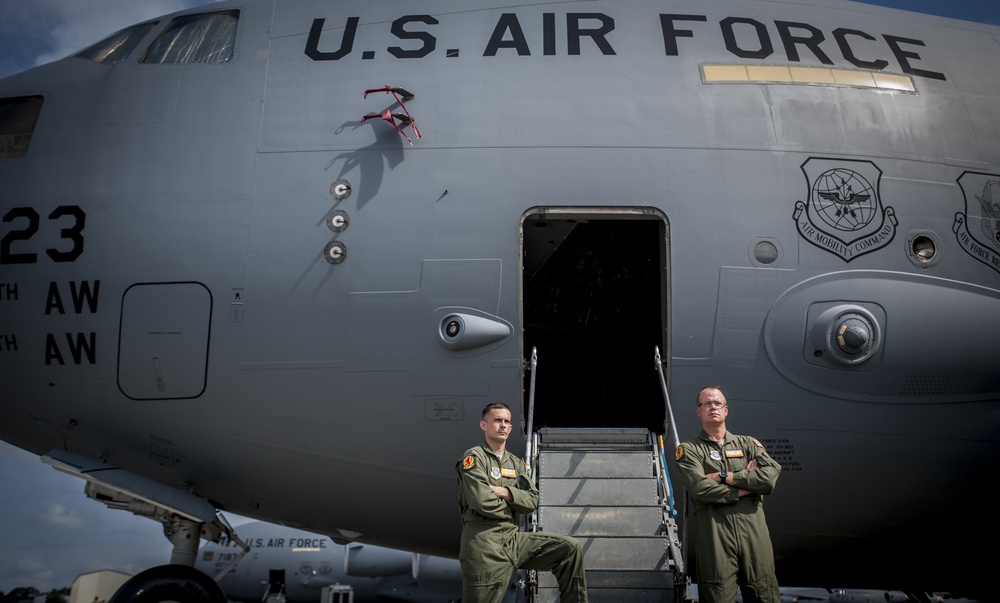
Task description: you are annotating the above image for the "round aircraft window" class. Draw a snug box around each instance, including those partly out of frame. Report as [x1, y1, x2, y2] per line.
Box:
[751, 239, 781, 267]
[906, 230, 941, 268]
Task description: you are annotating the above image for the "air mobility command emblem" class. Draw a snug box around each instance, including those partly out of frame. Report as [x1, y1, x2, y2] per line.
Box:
[954, 172, 1000, 274]
[490, 467, 501, 480]
[793, 158, 896, 262]
[462, 455, 475, 470]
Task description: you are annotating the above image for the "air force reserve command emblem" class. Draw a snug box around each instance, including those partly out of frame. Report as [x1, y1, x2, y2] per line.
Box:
[793, 158, 897, 261]
[954, 172, 1000, 274]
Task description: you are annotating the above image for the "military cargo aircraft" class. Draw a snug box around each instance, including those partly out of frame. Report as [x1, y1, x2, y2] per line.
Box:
[194, 521, 461, 603]
[1, 0, 997, 600]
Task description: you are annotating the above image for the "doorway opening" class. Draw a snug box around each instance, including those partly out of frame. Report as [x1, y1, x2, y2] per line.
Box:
[521, 209, 669, 434]
[266, 569, 286, 602]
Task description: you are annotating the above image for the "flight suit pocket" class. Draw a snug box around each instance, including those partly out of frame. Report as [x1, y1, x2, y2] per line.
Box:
[464, 571, 509, 602]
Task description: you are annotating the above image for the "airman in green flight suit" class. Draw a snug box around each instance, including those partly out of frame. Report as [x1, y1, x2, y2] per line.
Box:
[675, 386, 782, 603]
[456, 402, 588, 603]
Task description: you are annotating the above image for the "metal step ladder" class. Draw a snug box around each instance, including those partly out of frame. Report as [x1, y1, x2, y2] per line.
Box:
[522, 348, 691, 603]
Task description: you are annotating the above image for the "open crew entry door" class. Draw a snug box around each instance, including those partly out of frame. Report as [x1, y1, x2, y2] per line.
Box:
[520, 209, 670, 433]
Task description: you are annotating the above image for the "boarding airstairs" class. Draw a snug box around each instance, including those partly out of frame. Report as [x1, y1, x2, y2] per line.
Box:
[522, 348, 692, 603]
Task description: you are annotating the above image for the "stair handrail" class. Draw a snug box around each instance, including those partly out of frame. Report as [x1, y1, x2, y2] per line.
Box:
[654, 346, 691, 587]
[522, 348, 540, 601]
[524, 346, 539, 477]
[654, 346, 681, 449]
[652, 432, 687, 580]
[658, 434, 679, 519]
[654, 346, 682, 519]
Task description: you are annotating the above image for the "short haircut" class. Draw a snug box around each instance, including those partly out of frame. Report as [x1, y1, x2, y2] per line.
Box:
[696, 385, 724, 404]
[482, 402, 511, 418]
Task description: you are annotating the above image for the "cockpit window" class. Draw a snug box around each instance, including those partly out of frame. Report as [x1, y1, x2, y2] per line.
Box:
[140, 10, 240, 65]
[75, 21, 159, 64]
[0, 96, 43, 160]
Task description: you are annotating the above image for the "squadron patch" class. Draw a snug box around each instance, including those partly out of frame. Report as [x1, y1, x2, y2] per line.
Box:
[675, 446, 684, 460]
[462, 455, 475, 470]
[490, 467, 501, 480]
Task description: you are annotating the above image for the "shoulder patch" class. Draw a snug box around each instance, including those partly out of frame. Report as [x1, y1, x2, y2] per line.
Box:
[462, 455, 475, 470]
[675, 445, 684, 460]
[752, 438, 765, 449]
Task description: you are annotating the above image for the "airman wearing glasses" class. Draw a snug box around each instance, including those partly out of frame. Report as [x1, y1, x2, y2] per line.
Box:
[675, 386, 782, 603]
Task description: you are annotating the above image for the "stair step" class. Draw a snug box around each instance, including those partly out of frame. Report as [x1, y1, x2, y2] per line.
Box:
[539, 569, 677, 589]
[539, 476, 658, 506]
[539, 450, 655, 478]
[538, 427, 650, 449]
[539, 505, 664, 537]
[579, 536, 672, 570]
[537, 570, 684, 603]
[579, 588, 681, 603]
[537, 586, 682, 603]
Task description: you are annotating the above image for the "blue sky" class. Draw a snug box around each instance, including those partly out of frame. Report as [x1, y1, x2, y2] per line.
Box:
[860, 0, 996, 25]
[0, 0, 997, 595]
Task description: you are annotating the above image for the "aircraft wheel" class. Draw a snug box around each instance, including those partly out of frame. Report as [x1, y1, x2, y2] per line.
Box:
[109, 564, 226, 603]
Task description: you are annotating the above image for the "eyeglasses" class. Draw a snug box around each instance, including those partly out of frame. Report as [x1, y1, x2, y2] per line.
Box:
[698, 401, 727, 409]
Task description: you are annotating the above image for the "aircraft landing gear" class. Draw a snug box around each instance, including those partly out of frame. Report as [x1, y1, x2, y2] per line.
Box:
[40, 451, 249, 603]
[107, 515, 247, 603]
[106, 515, 247, 603]
[107, 514, 249, 603]
[109, 565, 226, 603]
[165, 517, 204, 566]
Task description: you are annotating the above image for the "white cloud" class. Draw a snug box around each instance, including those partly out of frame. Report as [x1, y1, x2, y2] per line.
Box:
[15, 557, 48, 574]
[43, 501, 87, 530]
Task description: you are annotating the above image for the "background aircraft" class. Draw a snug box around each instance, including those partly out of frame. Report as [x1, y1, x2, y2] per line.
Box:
[1, 0, 998, 600]
[195, 521, 461, 603]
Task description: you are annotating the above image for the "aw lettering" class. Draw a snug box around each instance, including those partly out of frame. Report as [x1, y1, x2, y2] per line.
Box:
[45, 280, 100, 366]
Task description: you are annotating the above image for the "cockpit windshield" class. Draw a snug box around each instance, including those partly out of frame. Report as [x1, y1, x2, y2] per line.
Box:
[141, 10, 240, 65]
[73, 10, 240, 67]
[75, 21, 159, 64]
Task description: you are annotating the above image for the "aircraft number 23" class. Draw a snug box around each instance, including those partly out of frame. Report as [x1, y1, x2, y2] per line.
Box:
[1, 206, 85, 264]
